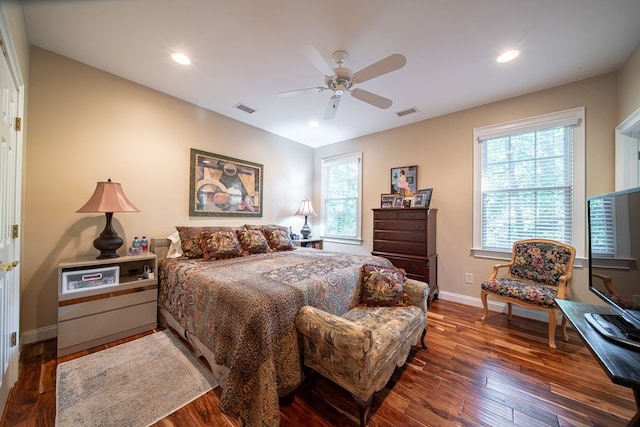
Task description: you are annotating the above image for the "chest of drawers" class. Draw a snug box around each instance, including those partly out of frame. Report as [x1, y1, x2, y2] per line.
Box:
[372, 208, 438, 304]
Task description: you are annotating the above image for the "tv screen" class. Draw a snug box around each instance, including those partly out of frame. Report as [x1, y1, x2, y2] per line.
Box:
[587, 187, 640, 349]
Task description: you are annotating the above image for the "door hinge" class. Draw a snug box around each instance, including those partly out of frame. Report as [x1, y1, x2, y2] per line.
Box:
[12, 224, 18, 239]
[10, 332, 16, 347]
[15, 117, 21, 131]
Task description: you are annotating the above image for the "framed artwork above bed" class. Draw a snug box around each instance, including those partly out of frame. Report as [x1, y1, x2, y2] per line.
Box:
[189, 148, 263, 217]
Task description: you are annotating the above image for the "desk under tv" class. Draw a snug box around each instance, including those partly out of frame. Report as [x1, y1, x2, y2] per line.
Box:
[556, 299, 640, 426]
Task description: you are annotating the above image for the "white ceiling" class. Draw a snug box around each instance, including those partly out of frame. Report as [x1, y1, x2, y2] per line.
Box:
[22, 0, 640, 148]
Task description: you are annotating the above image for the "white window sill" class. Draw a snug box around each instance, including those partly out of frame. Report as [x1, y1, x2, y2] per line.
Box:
[471, 248, 586, 268]
[321, 236, 363, 246]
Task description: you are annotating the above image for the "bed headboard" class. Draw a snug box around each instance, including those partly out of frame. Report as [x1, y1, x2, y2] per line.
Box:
[150, 237, 170, 261]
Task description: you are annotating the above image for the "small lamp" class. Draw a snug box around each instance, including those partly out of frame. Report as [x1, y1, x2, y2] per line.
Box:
[294, 199, 317, 239]
[76, 179, 139, 259]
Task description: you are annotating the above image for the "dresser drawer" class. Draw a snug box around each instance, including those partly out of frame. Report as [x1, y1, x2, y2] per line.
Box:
[384, 256, 427, 276]
[374, 220, 426, 231]
[373, 229, 425, 242]
[373, 210, 398, 220]
[397, 210, 427, 220]
[373, 240, 426, 256]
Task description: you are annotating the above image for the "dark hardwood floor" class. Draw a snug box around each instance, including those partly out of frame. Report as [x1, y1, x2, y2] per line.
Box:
[1, 300, 637, 426]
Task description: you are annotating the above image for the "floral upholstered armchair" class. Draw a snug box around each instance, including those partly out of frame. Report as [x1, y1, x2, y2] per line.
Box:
[480, 238, 576, 350]
[295, 269, 428, 427]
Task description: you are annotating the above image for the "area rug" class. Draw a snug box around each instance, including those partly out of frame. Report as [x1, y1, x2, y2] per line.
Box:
[55, 330, 218, 427]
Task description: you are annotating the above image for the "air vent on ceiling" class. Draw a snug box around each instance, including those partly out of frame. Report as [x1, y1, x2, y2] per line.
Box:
[234, 103, 256, 114]
[396, 107, 418, 117]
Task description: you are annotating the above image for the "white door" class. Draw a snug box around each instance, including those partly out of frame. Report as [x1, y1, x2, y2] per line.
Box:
[0, 11, 23, 412]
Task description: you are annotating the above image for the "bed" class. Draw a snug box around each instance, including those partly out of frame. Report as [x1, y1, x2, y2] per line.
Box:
[150, 227, 394, 426]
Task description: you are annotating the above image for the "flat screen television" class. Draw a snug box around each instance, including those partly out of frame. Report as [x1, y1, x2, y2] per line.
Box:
[587, 186, 640, 350]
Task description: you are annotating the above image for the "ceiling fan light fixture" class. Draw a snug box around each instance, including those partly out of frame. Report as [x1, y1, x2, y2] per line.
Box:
[497, 49, 519, 63]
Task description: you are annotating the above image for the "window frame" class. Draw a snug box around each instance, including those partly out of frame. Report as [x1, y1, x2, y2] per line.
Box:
[320, 152, 363, 245]
[472, 107, 585, 262]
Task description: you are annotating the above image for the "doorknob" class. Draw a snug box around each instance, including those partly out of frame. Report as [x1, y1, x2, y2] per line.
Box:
[0, 261, 19, 272]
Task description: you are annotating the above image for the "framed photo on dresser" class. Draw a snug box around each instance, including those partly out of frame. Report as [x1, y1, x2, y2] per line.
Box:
[380, 194, 395, 208]
[416, 188, 433, 208]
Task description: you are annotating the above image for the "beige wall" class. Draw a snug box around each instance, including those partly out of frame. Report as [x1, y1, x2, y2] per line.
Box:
[618, 43, 640, 122]
[316, 72, 622, 309]
[23, 47, 314, 335]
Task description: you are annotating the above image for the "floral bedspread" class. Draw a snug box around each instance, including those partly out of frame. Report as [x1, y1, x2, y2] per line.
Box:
[158, 247, 392, 427]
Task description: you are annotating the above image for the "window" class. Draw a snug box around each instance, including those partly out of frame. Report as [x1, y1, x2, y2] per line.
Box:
[473, 107, 585, 259]
[321, 152, 362, 243]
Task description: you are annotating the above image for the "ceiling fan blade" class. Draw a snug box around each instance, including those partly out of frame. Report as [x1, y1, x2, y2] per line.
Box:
[351, 88, 393, 109]
[324, 94, 341, 120]
[301, 44, 336, 77]
[351, 53, 406, 84]
[278, 87, 327, 97]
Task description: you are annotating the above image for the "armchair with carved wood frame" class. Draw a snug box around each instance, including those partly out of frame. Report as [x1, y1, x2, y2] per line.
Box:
[480, 239, 576, 350]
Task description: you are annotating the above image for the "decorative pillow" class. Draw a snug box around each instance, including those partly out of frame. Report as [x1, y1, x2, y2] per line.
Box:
[175, 226, 242, 258]
[237, 229, 270, 254]
[359, 264, 405, 307]
[200, 230, 243, 260]
[263, 229, 296, 251]
[245, 224, 289, 234]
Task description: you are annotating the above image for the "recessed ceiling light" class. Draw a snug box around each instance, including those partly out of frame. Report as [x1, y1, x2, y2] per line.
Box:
[309, 120, 319, 127]
[171, 52, 191, 65]
[497, 50, 519, 63]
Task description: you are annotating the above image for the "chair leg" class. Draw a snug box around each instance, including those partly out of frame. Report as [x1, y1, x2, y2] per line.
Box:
[480, 290, 489, 321]
[507, 302, 513, 320]
[420, 327, 427, 349]
[548, 309, 558, 350]
[351, 393, 374, 427]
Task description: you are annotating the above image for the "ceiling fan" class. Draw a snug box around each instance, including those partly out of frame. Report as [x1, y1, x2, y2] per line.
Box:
[279, 45, 406, 120]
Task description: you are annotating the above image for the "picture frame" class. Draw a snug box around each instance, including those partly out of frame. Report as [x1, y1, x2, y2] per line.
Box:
[380, 194, 395, 208]
[416, 188, 433, 209]
[390, 165, 418, 194]
[189, 148, 263, 217]
[393, 195, 404, 207]
[403, 197, 413, 208]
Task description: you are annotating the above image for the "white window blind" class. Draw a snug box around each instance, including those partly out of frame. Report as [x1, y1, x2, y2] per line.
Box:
[473, 107, 585, 258]
[321, 152, 362, 241]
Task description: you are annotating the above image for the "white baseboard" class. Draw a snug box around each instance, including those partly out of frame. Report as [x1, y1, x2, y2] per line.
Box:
[436, 290, 561, 324]
[22, 324, 57, 345]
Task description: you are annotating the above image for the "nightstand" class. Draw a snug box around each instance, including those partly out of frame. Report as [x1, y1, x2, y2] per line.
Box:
[57, 253, 158, 356]
[293, 238, 323, 249]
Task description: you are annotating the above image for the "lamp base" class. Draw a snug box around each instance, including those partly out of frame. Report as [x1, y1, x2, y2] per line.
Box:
[94, 212, 123, 259]
[300, 216, 311, 239]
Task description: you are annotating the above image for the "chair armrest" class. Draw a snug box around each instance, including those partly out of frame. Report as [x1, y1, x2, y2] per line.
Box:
[556, 271, 573, 299]
[403, 278, 429, 313]
[489, 262, 513, 280]
[295, 306, 373, 356]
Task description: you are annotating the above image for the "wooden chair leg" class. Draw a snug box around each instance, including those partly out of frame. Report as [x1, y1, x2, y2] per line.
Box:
[548, 309, 557, 350]
[507, 302, 513, 320]
[351, 393, 374, 427]
[480, 290, 489, 321]
[420, 327, 427, 349]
